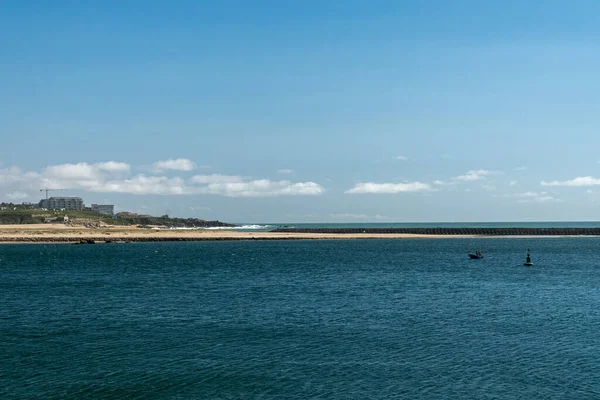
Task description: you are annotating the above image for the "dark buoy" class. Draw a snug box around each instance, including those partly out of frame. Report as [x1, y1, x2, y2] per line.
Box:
[524, 249, 534, 266]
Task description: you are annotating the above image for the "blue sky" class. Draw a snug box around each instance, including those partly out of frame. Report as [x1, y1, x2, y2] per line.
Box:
[2, 1, 600, 222]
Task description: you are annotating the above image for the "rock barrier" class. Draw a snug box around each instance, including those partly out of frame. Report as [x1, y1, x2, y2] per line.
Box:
[271, 227, 600, 236]
[0, 236, 323, 243]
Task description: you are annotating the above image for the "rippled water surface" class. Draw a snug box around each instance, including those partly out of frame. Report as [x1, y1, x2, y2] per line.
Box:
[2, 238, 600, 399]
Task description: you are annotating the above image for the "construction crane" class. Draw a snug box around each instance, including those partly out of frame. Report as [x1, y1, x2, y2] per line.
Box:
[40, 188, 67, 200]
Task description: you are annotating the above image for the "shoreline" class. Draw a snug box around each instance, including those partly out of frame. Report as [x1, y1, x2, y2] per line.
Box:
[1, 224, 599, 244]
[0, 223, 470, 243]
[271, 227, 600, 235]
[0, 233, 475, 243]
[0, 235, 597, 244]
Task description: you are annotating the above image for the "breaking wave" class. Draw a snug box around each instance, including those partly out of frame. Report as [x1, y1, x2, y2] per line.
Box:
[160, 224, 282, 231]
[204, 224, 273, 230]
[163, 225, 274, 231]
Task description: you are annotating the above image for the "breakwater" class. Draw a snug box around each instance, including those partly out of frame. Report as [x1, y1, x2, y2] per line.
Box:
[272, 227, 600, 236]
[0, 237, 301, 243]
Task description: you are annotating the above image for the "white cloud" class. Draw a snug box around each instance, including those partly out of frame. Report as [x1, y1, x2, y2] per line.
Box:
[5, 191, 29, 200]
[514, 191, 560, 203]
[44, 163, 101, 181]
[518, 196, 559, 204]
[516, 191, 546, 197]
[191, 174, 243, 184]
[536, 196, 558, 203]
[92, 175, 189, 195]
[513, 166, 527, 171]
[277, 169, 294, 174]
[94, 161, 131, 172]
[37, 161, 130, 190]
[541, 176, 600, 187]
[396, 155, 408, 161]
[0, 161, 324, 198]
[453, 169, 493, 181]
[0, 167, 32, 185]
[433, 180, 457, 186]
[509, 180, 517, 186]
[152, 158, 196, 172]
[481, 185, 496, 191]
[193, 179, 324, 197]
[345, 182, 431, 194]
[97, 175, 325, 197]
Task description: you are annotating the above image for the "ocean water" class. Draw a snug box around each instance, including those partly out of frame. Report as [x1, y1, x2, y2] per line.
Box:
[230, 221, 600, 232]
[283, 221, 600, 228]
[2, 238, 600, 399]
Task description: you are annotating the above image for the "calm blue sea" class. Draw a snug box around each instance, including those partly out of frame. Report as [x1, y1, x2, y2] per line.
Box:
[2, 238, 600, 399]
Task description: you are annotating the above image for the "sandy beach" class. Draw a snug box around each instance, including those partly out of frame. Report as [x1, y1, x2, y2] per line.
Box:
[0, 224, 469, 243]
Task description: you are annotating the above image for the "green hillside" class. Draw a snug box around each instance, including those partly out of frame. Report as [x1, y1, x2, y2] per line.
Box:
[0, 207, 234, 228]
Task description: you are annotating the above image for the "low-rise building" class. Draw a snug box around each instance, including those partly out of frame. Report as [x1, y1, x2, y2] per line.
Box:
[39, 197, 84, 211]
[117, 211, 138, 217]
[91, 204, 114, 215]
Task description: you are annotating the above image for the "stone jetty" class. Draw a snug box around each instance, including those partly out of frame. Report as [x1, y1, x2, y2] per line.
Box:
[0, 237, 269, 243]
[271, 227, 600, 236]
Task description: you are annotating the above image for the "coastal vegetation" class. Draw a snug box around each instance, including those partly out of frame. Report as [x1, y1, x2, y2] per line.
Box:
[0, 204, 234, 228]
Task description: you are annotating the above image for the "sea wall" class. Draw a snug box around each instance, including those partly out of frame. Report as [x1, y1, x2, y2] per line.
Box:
[271, 227, 600, 236]
[0, 237, 272, 243]
[0, 236, 326, 243]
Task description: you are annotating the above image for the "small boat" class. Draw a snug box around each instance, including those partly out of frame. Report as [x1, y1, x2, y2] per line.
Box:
[468, 250, 483, 259]
[524, 249, 534, 266]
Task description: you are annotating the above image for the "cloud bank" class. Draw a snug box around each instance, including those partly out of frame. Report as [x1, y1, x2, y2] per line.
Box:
[152, 158, 196, 172]
[453, 169, 493, 182]
[0, 161, 325, 198]
[541, 176, 600, 187]
[346, 182, 431, 194]
[5, 191, 29, 201]
[191, 174, 323, 197]
[515, 191, 560, 203]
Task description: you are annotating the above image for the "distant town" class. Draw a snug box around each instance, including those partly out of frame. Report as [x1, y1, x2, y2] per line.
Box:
[2, 196, 115, 215]
[0, 195, 234, 228]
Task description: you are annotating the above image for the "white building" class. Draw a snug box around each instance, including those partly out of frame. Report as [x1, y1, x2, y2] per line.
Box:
[91, 204, 115, 215]
[39, 197, 84, 211]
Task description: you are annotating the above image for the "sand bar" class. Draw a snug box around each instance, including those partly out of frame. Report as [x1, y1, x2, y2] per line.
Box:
[0, 224, 474, 243]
